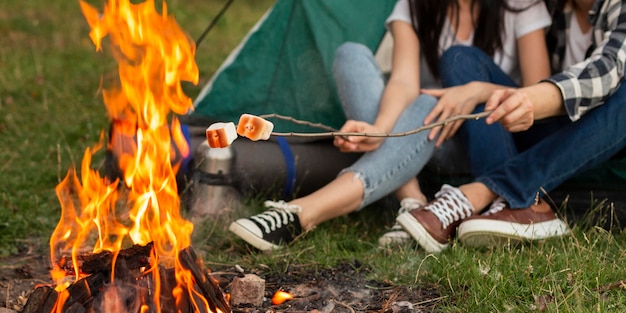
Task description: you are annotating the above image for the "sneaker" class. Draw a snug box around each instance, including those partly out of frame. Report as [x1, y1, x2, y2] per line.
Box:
[378, 198, 425, 247]
[229, 200, 303, 251]
[396, 184, 474, 253]
[457, 198, 570, 248]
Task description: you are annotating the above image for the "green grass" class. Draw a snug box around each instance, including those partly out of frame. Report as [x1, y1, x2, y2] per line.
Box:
[1, 0, 625, 312]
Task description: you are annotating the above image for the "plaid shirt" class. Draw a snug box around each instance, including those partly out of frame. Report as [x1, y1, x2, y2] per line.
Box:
[543, 0, 626, 121]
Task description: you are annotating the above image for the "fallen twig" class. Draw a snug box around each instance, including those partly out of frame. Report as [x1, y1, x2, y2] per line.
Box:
[332, 299, 356, 313]
[593, 279, 626, 293]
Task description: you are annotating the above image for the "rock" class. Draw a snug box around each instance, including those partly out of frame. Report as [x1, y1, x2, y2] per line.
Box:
[230, 274, 265, 307]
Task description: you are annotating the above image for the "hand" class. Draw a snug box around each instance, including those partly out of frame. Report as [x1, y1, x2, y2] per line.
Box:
[333, 120, 386, 152]
[422, 84, 481, 147]
[484, 88, 534, 132]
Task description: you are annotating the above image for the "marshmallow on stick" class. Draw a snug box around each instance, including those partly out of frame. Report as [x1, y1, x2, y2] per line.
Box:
[237, 114, 274, 141]
[206, 122, 238, 148]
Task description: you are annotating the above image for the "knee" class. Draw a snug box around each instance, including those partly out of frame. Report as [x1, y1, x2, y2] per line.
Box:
[440, 45, 477, 61]
[335, 42, 370, 60]
[439, 46, 480, 73]
[439, 45, 494, 86]
[333, 42, 373, 72]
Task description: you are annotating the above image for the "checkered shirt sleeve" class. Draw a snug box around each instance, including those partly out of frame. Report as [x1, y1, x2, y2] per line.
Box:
[544, 0, 626, 121]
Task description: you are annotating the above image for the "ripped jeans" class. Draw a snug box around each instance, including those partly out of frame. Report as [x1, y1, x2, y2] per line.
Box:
[332, 42, 439, 209]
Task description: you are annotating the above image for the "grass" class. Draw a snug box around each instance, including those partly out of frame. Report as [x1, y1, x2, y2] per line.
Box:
[0, 0, 625, 312]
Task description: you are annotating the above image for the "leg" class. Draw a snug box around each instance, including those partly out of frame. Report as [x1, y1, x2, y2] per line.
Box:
[453, 84, 626, 247]
[335, 42, 428, 211]
[230, 94, 438, 251]
[439, 46, 519, 177]
[477, 83, 626, 209]
[333, 42, 385, 123]
[393, 47, 525, 253]
[296, 94, 438, 225]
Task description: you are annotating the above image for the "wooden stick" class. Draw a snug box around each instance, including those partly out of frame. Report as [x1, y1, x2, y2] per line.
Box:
[268, 111, 491, 138]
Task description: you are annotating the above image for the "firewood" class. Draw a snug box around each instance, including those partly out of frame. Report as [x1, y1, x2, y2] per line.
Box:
[64, 272, 106, 310]
[57, 243, 153, 275]
[178, 246, 231, 313]
[20, 285, 53, 313]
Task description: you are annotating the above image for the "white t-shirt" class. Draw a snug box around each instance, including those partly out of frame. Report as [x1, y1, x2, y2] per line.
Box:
[563, 12, 593, 69]
[385, 0, 551, 88]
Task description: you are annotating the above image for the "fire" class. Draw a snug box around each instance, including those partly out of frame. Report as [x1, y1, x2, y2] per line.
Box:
[48, 0, 212, 312]
[271, 291, 293, 305]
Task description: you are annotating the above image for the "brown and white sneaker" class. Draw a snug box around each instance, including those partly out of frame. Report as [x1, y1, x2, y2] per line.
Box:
[457, 198, 570, 248]
[396, 185, 474, 253]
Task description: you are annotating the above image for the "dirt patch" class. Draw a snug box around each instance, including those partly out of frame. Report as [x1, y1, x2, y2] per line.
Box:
[1, 254, 444, 312]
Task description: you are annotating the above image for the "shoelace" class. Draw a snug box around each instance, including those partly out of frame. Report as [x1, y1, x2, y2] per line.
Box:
[399, 198, 424, 214]
[250, 200, 302, 234]
[390, 198, 425, 231]
[483, 197, 506, 216]
[425, 185, 474, 228]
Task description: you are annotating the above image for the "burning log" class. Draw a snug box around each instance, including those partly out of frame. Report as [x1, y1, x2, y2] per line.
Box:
[178, 247, 230, 313]
[22, 244, 230, 313]
[57, 243, 153, 276]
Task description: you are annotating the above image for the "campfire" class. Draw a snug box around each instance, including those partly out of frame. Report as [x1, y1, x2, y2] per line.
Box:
[21, 0, 229, 312]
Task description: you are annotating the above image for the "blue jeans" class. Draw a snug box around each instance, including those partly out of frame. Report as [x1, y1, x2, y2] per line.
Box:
[332, 42, 437, 208]
[441, 47, 626, 208]
[478, 82, 626, 208]
[438, 46, 519, 177]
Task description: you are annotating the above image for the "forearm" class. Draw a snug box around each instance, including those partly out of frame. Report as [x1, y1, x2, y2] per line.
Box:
[467, 81, 510, 104]
[374, 80, 420, 132]
[525, 82, 566, 119]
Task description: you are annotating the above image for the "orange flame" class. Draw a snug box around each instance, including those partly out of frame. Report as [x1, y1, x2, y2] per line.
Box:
[48, 0, 209, 312]
[271, 291, 293, 305]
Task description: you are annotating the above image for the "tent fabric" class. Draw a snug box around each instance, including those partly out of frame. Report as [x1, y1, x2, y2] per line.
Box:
[191, 0, 397, 132]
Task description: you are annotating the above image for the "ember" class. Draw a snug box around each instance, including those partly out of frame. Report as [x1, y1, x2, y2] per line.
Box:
[25, 0, 229, 312]
[271, 291, 293, 305]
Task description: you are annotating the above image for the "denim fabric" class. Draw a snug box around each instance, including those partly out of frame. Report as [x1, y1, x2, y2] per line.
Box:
[477, 82, 626, 208]
[438, 46, 519, 177]
[332, 42, 437, 209]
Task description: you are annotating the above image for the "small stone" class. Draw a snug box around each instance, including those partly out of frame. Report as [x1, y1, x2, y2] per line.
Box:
[230, 273, 265, 307]
[392, 301, 421, 313]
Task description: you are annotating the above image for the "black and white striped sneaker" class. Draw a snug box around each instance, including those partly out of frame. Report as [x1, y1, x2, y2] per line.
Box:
[229, 200, 303, 251]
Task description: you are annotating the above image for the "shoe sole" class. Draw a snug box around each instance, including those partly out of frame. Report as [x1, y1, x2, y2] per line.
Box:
[458, 219, 570, 248]
[396, 212, 448, 253]
[229, 221, 281, 252]
[378, 230, 413, 247]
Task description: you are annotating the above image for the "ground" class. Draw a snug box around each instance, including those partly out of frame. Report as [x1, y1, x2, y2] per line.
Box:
[0, 252, 444, 313]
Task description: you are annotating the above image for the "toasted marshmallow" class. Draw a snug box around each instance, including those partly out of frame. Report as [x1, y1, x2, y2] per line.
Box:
[206, 122, 237, 148]
[237, 114, 274, 141]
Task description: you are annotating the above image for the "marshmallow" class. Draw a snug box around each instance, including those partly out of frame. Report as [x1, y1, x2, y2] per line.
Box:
[206, 122, 237, 148]
[236, 114, 274, 141]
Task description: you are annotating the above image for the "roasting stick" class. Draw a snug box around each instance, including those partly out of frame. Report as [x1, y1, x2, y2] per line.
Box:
[265, 111, 492, 138]
[206, 111, 493, 148]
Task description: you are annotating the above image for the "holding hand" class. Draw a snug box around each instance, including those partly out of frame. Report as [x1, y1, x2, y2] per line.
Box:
[333, 120, 386, 152]
[484, 88, 535, 132]
[484, 83, 564, 132]
[422, 83, 483, 147]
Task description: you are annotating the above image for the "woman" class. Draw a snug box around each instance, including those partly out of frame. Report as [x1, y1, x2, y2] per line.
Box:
[229, 0, 552, 251]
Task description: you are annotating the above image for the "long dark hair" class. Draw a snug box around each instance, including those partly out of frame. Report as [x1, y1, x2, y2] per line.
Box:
[408, 0, 537, 78]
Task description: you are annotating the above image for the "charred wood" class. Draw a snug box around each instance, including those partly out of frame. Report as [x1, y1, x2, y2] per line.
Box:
[178, 246, 231, 313]
[56, 243, 153, 276]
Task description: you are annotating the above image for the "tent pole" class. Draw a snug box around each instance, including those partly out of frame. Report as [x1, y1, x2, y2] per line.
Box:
[195, 0, 235, 48]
